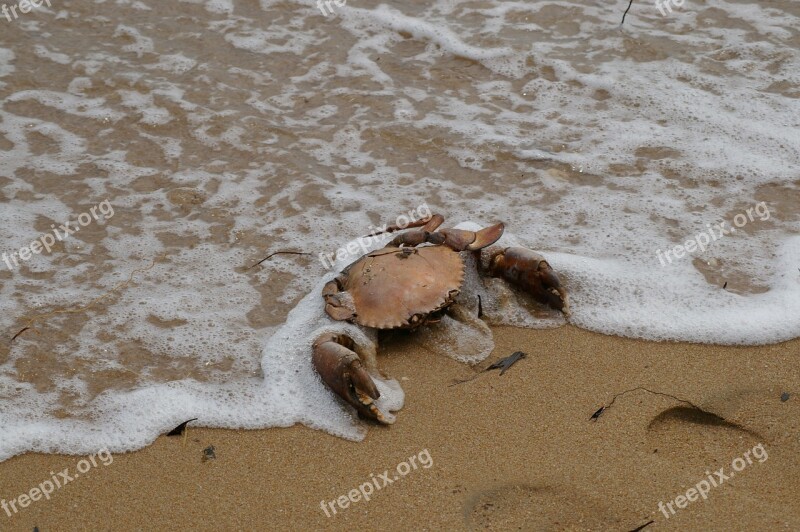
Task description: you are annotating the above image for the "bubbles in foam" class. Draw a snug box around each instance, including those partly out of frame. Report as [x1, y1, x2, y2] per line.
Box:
[0, 47, 15, 85]
[113, 25, 154, 57]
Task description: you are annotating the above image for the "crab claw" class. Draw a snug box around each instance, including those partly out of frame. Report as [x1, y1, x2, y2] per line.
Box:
[312, 334, 393, 424]
[439, 222, 505, 251]
[488, 247, 570, 315]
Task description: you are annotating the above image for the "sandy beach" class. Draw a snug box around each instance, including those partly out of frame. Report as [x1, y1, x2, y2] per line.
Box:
[3, 325, 798, 530]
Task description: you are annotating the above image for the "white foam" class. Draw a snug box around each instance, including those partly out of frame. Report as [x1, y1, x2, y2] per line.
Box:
[5, 90, 124, 121]
[118, 91, 173, 125]
[555, 237, 800, 344]
[0, 47, 15, 88]
[32, 45, 71, 65]
[113, 25, 154, 57]
[205, 0, 233, 15]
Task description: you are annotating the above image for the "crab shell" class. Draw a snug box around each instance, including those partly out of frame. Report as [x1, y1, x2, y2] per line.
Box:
[326, 245, 465, 329]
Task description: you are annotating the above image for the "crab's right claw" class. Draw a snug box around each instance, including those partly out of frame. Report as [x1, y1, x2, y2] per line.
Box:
[312, 335, 393, 424]
[489, 247, 570, 316]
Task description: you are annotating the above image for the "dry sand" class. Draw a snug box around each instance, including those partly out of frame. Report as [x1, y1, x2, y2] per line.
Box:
[1, 326, 798, 531]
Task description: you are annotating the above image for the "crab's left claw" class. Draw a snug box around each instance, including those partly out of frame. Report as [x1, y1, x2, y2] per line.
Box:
[488, 247, 570, 316]
[312, 333, 393, 424]
[439, 222, 505, 251]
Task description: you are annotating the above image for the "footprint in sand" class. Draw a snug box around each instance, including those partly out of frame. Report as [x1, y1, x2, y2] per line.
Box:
[464, 483, 618, 531]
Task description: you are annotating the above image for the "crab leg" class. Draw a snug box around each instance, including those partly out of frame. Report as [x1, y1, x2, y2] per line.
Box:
[312, 333, 393, 424]
[361, 213, 443, 238]
[486, 247, 570, 315]
[389, 215, 504, 252]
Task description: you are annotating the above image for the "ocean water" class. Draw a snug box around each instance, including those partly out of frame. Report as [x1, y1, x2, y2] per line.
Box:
[0, 0, 798, 461]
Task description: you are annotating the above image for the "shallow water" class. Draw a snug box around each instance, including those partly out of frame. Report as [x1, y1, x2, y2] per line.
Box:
[0, 0, 798, 460]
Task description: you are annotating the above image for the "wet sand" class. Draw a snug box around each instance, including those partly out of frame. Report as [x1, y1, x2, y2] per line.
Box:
[2, 325, 798, 530]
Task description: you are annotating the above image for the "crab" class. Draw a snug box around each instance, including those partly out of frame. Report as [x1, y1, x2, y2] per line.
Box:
[312, 214, 568, 423]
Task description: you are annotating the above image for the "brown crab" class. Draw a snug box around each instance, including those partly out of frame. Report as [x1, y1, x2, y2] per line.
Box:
[313, 214, 568, 423]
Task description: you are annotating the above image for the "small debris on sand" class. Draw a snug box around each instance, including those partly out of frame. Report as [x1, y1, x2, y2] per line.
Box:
[628, 519, 654, 532]
[202, 445, 216, 462]
[589, 406, 605, 421]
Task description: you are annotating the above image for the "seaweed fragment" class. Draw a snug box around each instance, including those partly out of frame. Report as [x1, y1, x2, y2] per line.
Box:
[486, 351, 526, 376]
[449, 351, 528, 386]
[167, 418, 198, 436]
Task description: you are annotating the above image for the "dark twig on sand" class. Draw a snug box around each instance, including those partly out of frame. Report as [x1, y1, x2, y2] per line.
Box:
[621, 0, 634, 25]
[628, 520, 655, 532]
[10, 326, 35, 343]
[246, 251, 311, 270]
[590, 386, 719, 421]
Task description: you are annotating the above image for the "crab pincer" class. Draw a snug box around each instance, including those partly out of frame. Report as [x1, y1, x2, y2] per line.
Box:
[312, 333, 391, 424]
[487, 247, 570, 315]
